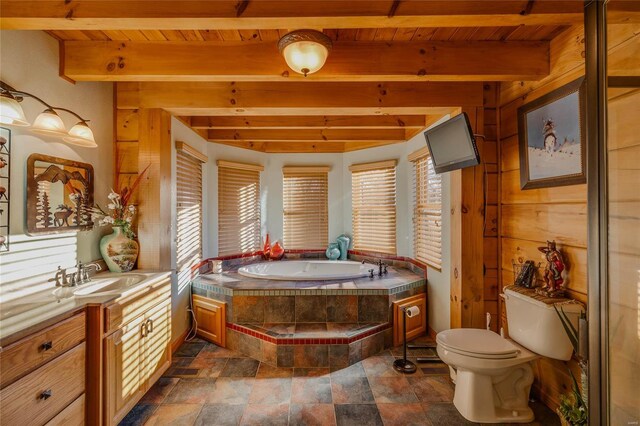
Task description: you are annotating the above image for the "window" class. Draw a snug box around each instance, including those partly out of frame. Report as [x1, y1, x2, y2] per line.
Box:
[283, 166, 330, 249]
[217, 160, 263, 256]
[409, 146, 442, 269]
[176, 141, 207, 272]
[350, 160, 397, 254]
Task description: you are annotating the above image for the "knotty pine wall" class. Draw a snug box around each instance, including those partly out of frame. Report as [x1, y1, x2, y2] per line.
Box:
[498, 25, 587, 410]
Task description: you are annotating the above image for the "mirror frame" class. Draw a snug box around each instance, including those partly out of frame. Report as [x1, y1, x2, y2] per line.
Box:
[26, 153, 94, 235]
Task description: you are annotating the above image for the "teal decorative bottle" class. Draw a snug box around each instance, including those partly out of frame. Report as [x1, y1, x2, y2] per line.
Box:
[100, 226, 139, 272]
[336, 234, 350, 261]
[325, 243, 341, 260]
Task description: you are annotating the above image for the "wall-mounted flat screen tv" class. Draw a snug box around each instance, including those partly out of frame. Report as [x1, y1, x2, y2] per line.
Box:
[424, 113, 480, 174]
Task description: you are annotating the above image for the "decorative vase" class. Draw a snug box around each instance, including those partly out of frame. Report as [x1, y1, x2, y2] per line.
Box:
[100, 226, 139, 272]
[326, 243, 341, 260]
[270, 241, 285, 260]
[336, 234, 350, 261]
[263, 233, 271, 260]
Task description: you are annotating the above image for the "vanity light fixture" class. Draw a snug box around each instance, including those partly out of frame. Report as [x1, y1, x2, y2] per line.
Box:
[278, 29, 332, 77]
[0, 80, 97, 148]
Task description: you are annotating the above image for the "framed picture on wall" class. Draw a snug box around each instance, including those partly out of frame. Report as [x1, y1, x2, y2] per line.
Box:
[517, 77, 586, 190]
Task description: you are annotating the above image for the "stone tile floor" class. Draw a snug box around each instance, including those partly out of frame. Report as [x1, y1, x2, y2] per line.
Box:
[120, 337, 560, 426]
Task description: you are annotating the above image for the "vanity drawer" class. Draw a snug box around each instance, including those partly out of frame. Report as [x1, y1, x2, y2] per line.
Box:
[104, 277, 171, 335]
[0, 342, 86, 426]
[0, 312, 86, 388]
[45, 393, 85, 426]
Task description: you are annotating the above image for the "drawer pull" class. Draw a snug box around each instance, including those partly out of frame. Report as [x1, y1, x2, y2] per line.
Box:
[40, 389, 53, 400]
[146, 319, 154, 334]
[141, 323, 148, 338]
[40, 341, 53, 351]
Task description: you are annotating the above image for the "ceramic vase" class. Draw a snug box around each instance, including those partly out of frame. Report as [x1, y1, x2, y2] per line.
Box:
[326, 243, 341, 260]
[270, 241, 285, 260]
[336, 234, 350, 260]
[100, 226, 139, 272]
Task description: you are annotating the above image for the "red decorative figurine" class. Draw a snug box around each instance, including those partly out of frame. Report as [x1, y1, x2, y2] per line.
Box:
[536, 240, 566, 297]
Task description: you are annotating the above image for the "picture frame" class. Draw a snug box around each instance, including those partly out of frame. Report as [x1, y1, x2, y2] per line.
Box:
[26, 153, 94, 235]
[0, 127, 10, 252]
[517, 77, 586, 190]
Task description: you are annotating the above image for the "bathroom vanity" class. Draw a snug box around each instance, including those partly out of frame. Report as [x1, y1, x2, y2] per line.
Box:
[0, 270, 171, 426]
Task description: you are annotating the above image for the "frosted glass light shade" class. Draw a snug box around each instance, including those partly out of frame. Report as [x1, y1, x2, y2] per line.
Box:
[64, 121, 97, 147]
[32, 109, 68, 137]
[0, 94, 30, 126]
[278, 30, 332, 76]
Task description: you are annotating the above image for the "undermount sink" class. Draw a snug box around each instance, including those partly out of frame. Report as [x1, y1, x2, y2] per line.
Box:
[69, 273, 147, 297]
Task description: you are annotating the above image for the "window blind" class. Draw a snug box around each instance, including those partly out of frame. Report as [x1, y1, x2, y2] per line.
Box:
[409, 147, 442, 270]
[176, 142, 207, 272]
[349, 160, 397, 255]
[217, 160, 263, 256]
[283, 166, 330, 250]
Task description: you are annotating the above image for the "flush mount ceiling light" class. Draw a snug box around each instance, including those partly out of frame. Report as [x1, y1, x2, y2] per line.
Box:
[278, 29, 332, 77]
[0, 80, 97, 148]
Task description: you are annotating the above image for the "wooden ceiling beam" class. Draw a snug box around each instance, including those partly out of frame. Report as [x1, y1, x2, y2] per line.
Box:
[187, 115, 430, 129]
[206, 128, 409, 142]
[62, 40, 549, 82]
[207, 140, 401, 153]
[116, 81, 482, 115]
[0, 1, 584, 30]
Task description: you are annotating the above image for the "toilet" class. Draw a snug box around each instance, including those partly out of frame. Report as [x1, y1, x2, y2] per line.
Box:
[436, 287, 584, 424]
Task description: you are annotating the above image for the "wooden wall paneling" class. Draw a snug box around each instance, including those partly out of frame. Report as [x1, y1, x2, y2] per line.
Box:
[449, 168, 462, 329]
[116, 109, 139, 141]
[136, 108, 172, 269]
[457, 106, 485, 329]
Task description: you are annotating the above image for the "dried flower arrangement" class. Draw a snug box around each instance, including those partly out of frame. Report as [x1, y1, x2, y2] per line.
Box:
[91, 163, 149, 239]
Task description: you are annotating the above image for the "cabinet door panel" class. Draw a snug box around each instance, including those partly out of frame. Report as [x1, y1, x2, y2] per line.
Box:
[104, 315, 146, 425]
[193, 295, 226, 347]
[392, 294, 427, 346]
[142, 299, 172, 388]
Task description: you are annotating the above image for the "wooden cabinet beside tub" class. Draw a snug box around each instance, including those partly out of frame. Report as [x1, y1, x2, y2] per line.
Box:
[192, 294, 226, 347]
[0, 311, 87, 426]
[101, 275, 172, 425]
[392, 293, 427, 347]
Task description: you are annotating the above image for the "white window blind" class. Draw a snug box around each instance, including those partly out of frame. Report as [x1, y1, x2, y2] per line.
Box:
[283, 166, 330, 250]
[176, 142, 207, 272]
[350, 160, 397, 255]
[217, 160, 263, 256]
[409, 146, 442, 270]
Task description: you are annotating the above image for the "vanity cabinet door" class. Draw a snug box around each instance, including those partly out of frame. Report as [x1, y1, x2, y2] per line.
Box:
[104, 315, 146, 425]
[141, 298, 172, 389]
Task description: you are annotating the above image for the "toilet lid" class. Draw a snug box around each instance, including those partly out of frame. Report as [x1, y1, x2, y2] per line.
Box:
[436, 329, 520, 359]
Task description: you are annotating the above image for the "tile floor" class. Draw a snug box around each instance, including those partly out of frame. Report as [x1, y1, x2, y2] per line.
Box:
[120, 338, 560, 426]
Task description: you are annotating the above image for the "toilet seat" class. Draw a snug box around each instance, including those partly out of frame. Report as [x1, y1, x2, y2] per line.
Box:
[436, 329, 520, 360]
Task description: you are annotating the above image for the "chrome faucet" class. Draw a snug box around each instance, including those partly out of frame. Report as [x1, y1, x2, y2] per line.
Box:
[362, 259, 388, 277]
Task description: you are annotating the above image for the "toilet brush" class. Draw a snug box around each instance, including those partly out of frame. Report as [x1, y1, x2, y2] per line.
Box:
[393, 306, 418, 374]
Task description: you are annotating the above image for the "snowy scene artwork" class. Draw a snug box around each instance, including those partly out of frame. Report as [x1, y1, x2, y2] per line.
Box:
[517, 78, 586, 190]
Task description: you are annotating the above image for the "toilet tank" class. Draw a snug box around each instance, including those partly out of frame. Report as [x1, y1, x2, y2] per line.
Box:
[504, 288, 584, 361]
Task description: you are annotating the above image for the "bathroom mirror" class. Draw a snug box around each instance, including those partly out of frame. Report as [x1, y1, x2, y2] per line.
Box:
[26, 153, 94, 235]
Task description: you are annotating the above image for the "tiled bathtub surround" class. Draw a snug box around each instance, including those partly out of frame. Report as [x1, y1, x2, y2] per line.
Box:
[190, 254, 425, 369]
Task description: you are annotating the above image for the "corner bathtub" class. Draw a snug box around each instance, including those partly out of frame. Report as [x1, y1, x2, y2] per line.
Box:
[237, 260, 370, 281]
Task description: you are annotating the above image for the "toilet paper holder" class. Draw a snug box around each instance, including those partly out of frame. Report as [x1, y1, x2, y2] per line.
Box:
[392, 305, 420, 374]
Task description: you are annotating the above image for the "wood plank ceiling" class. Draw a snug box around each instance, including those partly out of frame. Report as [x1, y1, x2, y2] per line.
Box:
[1, 1, 582, 153]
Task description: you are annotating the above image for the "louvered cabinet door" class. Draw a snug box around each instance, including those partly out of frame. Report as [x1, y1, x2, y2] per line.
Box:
[104, 315, 146, 425]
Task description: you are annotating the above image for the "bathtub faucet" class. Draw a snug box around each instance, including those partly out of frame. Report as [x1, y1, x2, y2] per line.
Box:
[362, 259, 388, 277]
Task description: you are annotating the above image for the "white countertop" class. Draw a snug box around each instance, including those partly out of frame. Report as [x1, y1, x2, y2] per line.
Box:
[0, 270, 171, 346]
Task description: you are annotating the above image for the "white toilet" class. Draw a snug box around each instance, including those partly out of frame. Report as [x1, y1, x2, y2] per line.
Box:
[436, 287, 584, 424]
